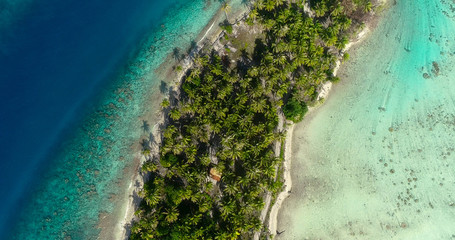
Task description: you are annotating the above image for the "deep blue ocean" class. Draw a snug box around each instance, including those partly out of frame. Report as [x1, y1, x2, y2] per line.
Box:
[0, 0, 233, 238]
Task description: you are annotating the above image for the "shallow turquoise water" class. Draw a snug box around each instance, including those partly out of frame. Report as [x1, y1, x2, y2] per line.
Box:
[1, 0, 246, 239]
[277, 0, 455, 239]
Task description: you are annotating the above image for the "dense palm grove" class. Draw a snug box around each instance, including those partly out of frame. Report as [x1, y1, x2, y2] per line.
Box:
[130, 0, 373, 239]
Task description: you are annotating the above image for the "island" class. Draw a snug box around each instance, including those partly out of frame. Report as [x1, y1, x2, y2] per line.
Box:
[129, 0, 379, 239]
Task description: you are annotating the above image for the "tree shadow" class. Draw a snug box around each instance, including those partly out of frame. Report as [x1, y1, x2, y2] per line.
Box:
[141, 120, 150, 133]
[235, 49, 251, 76]
[187, 40, 198, 55]
[173, 47, 182, 61]
[159, 86, 180, 135]
[252, 38, 266, 63]
[221, 54, 231, 68]
[220, 19, 230, 27]
[168, 86, 179, 108]
[123, 179, 147, 239]
[159, 81, 168, 94]
[141, 138, 151, 150]
[209, 49, 220, 62]
[149, 132, 156, 148]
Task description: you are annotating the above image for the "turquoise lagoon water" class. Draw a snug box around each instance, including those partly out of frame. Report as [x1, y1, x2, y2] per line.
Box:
[277, 0, 455, 239]
[0, 0, 246, 239]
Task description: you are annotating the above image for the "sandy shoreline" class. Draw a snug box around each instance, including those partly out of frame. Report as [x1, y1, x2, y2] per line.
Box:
[267, 1, 388, 237]
[113, 4, 250, 240]
[268, 123, 295, 236]
[316, 26, 370, 103]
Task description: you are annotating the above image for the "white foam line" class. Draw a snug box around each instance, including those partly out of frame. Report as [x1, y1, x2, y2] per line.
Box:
[198, 21, 215, 45]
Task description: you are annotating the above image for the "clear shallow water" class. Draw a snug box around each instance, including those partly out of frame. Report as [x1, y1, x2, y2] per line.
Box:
[278, 0, 455, 239]
[0, 0, 244, 239]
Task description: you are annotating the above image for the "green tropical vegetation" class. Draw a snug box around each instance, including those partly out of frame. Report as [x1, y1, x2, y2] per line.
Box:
[130, 0, 374, 239]
[282, 95, 308, 122]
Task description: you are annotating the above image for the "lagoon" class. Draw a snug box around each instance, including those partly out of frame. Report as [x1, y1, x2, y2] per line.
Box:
[277, 0, 455, 239]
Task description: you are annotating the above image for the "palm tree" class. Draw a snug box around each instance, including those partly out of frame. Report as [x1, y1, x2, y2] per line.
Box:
[275, 0, 285, 7]
[221, 2, 232, 23]
[255, 0, 265, 10]
[163, 125, 177, 139]
[145, 191, 162, 206]
[164, 206, 179, 223]
[172, 142, 185, 155]
[169, 108, 181, 121]
[224, 183, 239, 196]
[330, 4, 343, 17]
[249, 9, 258, 20]
[188, 213, 202, 226]
[160, 98, 170, 108]
[314, 2, 328, 17]
[250, 99, 267, 113]
[141, 159, 157, 172]
[264, 0, 275, 11]
[364, 1, 372, 13]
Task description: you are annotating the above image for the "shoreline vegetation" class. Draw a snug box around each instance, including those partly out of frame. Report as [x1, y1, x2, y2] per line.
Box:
[128, 0, 382, 239]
